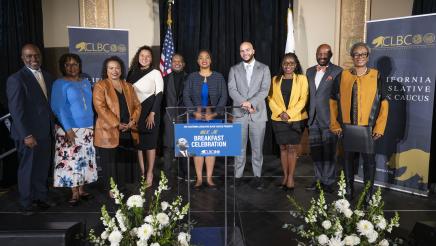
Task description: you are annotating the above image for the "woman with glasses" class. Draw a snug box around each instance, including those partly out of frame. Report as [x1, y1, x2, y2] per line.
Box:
[51, 53, 97, 206]
[268, 53, 308, 191]
[330, 42, 388, 203]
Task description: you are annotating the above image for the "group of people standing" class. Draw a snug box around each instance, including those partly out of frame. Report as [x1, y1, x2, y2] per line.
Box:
[6, 40, 387, 215]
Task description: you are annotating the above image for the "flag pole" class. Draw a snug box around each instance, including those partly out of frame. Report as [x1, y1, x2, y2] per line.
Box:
[167, 1, 173, 28]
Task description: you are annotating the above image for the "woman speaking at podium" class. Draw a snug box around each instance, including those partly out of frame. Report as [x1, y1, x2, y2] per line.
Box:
[183, 50, 228, 190]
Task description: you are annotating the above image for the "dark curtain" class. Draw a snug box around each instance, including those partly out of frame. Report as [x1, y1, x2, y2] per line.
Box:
[0, 0, 44, 111]
[412, 0, 436, 15]
[159, 0, 291, 154]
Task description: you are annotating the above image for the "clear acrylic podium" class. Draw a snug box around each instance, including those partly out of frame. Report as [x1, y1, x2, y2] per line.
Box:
[165, 106, 243, 246]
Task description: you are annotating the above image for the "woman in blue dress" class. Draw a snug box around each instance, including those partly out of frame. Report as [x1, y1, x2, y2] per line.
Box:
[51, 53, 97, 206]
[183, 50, 228, 189]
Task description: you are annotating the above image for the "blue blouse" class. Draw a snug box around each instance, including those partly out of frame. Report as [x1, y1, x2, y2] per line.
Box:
[201, 81, 209, 107]
[51, 78, 94, 131]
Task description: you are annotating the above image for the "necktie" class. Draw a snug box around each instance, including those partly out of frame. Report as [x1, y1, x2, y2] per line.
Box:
[34, 70, 48, 99]
[351, 81, 358, 125]
[245, 64, 252, 86]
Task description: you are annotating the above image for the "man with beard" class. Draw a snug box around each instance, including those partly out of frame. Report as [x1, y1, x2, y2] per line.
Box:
[228, 41, 271, 189]
[305, 44, 342, 193]
[162, 54, 188, 178]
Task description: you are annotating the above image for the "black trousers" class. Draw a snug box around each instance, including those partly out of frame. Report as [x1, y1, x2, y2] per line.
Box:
[15, 137, 52, 208]
[343, 151, 376, 197]
[96, 146, 139, 191]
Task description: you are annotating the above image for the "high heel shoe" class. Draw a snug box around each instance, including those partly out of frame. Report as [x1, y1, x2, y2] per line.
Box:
[283, 186, 294, 192]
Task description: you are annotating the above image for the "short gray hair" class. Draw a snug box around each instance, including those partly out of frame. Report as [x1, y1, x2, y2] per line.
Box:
[349, 42, 370, 56]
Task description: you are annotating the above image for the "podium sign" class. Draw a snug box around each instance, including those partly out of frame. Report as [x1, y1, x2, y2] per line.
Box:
[174, 123, 242, 157]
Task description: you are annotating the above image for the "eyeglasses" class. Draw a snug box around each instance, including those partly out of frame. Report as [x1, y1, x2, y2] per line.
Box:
[282, 62, 296, 66]
[65, 63, 79, 67]
[352, 52, 368, 58]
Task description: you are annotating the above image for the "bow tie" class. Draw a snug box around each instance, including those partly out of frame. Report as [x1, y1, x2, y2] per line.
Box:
[316, 65, 327, 72]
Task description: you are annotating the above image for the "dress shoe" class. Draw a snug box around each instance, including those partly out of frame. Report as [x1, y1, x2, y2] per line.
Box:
[283, 186, 294, 192]
[33, 200, 55, 210]
[207, 183, 218, 190]
[230, 178, 242, 188]
[79, 192, 94, 200]
[253, 177, 264, 190]
[21, 206, 36, 216]
[305, 181, 318, 191]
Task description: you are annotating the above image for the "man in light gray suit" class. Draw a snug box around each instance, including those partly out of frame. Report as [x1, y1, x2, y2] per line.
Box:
[228, 41, 271, 189]
[306, 44, 342, 193]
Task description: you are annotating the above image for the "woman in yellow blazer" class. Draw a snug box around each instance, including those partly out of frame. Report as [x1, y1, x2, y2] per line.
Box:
[93, 56, 141, 196]
[268, 53, 308, 191]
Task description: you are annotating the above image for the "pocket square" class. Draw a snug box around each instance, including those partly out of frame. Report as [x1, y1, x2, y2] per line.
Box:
[326, 75, 333, 81]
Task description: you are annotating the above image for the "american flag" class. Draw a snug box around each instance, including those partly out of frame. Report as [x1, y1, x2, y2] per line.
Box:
[160, 27, 175, 77]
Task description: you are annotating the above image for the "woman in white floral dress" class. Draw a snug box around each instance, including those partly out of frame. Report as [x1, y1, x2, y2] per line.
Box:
[51, 53, 98, 206]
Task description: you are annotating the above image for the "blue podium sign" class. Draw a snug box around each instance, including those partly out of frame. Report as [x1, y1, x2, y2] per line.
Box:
[174, 123, 242, 157]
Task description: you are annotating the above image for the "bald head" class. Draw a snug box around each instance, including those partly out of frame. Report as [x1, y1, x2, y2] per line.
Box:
[21, 44, 42, 70]
[316, 44, 332, 66]
[239, 42, 255, 63]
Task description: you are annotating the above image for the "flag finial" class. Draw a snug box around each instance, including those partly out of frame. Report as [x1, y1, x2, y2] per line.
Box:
[167, 0, 174, 27]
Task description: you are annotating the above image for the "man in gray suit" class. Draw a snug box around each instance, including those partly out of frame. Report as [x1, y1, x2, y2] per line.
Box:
[306, 44, 342, 192]
[228, 41, 271, 189]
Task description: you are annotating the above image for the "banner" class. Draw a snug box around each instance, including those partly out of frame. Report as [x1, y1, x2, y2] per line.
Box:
[174, 123, 242, 157]
[365, 14, 436, 195]
[68, 27, 129, 84]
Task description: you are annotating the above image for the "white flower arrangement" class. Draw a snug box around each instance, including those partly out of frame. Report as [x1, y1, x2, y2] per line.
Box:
[89, 172, 191, 246]
[284, 171, 401, 245]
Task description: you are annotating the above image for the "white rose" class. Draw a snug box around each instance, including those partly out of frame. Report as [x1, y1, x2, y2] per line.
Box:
[367, 230, 378, 243]
[126, 195, 144, 209]
[101, 230, 109, 240]
[378, 239, 389, 246]
[335, 199, 350, 212]
[161, 201, 169, 211]
[356, 220, 374, 236]
[343, 208, 353, 218]
[138, 223, 153, 241]
[156, 213, 170, 226]
[343, 234, 360, 246]
[352, 235, 360, 245]
[144, 215, 154, 223]
[328, 236, 344, 246]
[136, 239, 147, 246]
[318, 234, 329, 245]
[322, 220, 332, 230]
[108, 230, 122, 246]
[178, 232, 191, 246]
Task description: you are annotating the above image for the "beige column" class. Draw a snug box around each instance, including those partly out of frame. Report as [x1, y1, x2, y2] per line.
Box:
[338, 0, 371, 69]
[79, 0, 111, 28]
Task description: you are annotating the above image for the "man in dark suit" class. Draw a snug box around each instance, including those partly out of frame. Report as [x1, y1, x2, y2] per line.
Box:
[305, 44, 342, 193]
[6, 44, 55, 215]
[163, 54, 188, 178]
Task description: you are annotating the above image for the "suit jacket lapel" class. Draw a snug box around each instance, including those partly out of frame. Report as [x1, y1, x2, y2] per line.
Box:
[316, 65, 333, 93]
[248, 62, 261, 94]
[237, 63, 249, 89]
[23, 68, 49, 103]
[307, 67, 317, 95]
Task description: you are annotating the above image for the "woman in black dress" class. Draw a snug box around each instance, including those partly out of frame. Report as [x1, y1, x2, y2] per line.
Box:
[268, 53, 309, 190]
[127, 46, 163, 186]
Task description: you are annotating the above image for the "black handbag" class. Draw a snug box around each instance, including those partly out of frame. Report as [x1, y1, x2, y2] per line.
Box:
[342, 124, 374, 153]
